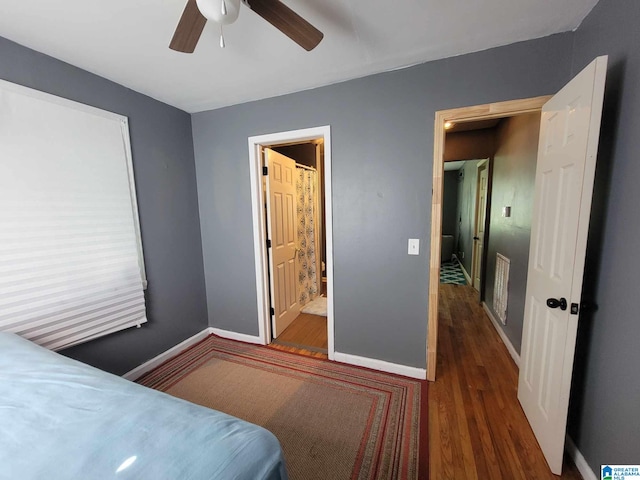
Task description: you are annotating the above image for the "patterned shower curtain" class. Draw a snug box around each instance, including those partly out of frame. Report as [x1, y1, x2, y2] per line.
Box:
[296, 168, 318, 305]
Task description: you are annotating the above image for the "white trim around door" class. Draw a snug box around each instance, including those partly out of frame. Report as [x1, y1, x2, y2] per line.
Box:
[248, 126, 335, 360]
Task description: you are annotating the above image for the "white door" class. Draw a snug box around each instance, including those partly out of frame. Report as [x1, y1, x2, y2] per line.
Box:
[518, 56, 607, 475]
[265, 149, 300, 337]
[472, 163, 488, 290]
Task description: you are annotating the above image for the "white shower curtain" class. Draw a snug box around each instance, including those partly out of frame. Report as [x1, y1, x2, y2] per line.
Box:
[296, 167, 318, 305]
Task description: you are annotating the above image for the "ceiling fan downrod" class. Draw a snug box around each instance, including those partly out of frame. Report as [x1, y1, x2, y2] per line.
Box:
[220, 0, 227, 47]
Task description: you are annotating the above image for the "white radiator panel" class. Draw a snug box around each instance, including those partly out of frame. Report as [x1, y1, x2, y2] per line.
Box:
[0, 80, 147, 351]
[494, 253, 510, 325]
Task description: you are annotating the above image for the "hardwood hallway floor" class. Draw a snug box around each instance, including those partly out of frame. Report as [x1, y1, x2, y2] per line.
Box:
[268, 313, 328, 359]
[429, 283, 582, 479]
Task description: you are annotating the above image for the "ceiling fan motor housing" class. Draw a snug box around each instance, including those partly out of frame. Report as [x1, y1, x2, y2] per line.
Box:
[196, 0, 241, 25]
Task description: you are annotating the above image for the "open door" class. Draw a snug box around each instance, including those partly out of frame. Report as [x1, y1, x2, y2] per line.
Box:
[518, 56, 607, 474]
[472, 162, 488, 290]
[265, 148, 300, 337]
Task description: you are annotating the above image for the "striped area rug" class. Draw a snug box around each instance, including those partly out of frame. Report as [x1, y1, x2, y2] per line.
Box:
[137, 335, 427, 480]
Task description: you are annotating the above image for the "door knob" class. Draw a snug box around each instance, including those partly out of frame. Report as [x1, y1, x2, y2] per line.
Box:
[473, 236, 480, 240]
[546, 297, 567, 310]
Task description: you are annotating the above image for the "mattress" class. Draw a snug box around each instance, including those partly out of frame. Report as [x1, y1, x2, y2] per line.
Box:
[0, 332, 288, 480]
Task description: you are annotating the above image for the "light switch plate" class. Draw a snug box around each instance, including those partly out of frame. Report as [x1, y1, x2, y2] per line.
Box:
[408, 239, 420, 255]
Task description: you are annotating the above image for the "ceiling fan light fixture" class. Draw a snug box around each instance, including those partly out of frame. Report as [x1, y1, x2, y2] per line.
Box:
[196, 0, 241, 25]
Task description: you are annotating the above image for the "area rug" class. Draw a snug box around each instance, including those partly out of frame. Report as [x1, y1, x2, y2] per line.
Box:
[137, 335, 427, 480]
[440, 259, 467, 285]
[300, 296, 328, 316]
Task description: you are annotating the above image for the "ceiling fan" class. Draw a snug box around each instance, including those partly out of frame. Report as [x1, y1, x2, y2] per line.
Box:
[170, 0, 324, 53]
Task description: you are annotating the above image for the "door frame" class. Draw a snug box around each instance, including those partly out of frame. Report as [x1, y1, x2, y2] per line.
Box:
[427, 96, 551, 381]
[248, 125, 335, 359]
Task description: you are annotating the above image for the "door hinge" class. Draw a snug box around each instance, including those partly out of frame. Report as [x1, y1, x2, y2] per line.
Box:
[262, 166, 268, 176]
[270, 307, 275, 316]
[266, 239, 272, 248]
[571, 301, 597, 315]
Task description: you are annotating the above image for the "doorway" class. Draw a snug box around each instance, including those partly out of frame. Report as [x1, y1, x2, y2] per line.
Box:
[427, 96, 550, 382]
[265, 142, 328, 354]
[440, 158, 490, 291]
[472, 161, 488, 291]
[248, 126, 335, 360]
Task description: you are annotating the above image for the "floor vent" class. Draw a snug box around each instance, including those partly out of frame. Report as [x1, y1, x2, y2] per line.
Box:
[494, 253, 510, 325]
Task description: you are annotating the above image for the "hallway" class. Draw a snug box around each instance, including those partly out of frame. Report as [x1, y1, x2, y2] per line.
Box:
[429, 284, 582, 479]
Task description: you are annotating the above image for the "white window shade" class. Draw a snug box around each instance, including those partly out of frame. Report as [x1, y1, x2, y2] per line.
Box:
[0, 80, 147, 351]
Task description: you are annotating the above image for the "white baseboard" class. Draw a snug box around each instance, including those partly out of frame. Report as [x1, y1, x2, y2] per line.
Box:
[334, 351, 426, 380]
[459, 261, 472, 285]
[122, 328, 211, 381]
[123, 327, 422, 384]
[482, 302, 520, 367]
[565, 435, 597, 480]
[210, 327, 264, 345]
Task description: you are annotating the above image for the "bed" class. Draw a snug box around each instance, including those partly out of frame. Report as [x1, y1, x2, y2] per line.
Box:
[0, 332, 288, 480]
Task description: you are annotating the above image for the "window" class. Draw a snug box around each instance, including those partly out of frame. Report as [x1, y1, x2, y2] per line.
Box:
[0, 80, 147, 350]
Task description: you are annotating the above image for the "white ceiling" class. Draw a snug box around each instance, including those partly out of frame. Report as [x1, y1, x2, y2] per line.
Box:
[0, 0, 598, 113]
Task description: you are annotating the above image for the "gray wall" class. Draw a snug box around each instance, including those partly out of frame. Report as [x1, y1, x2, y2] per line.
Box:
[192, 34, 574, 369]
[0, 36, 208, 375]
[455, 160, 483, 275]
[484, 113, 540, 353]
[566, 0, 640, 471]
[442, 171, 459, 238]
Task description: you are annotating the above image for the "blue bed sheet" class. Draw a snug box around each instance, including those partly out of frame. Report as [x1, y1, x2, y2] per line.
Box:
[0, 332, 288, 480]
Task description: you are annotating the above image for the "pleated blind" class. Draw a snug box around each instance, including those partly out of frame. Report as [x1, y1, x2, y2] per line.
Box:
[0, 80, 147, 351]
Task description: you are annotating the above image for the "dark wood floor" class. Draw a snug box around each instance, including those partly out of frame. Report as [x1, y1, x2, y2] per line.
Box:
[430, 283, 582, 479]
[267, 284, 582, 479]
[268, 312, 328, 359]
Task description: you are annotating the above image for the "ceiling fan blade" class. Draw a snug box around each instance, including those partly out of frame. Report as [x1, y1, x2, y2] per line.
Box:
[246, 0, 323, 51]
[170, 0, 208, 53]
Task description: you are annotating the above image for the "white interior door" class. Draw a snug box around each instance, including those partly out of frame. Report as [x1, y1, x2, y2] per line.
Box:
[518, 56, 607, 474]
[472, 163, 488, 290]
[265, 149, 300, 337]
